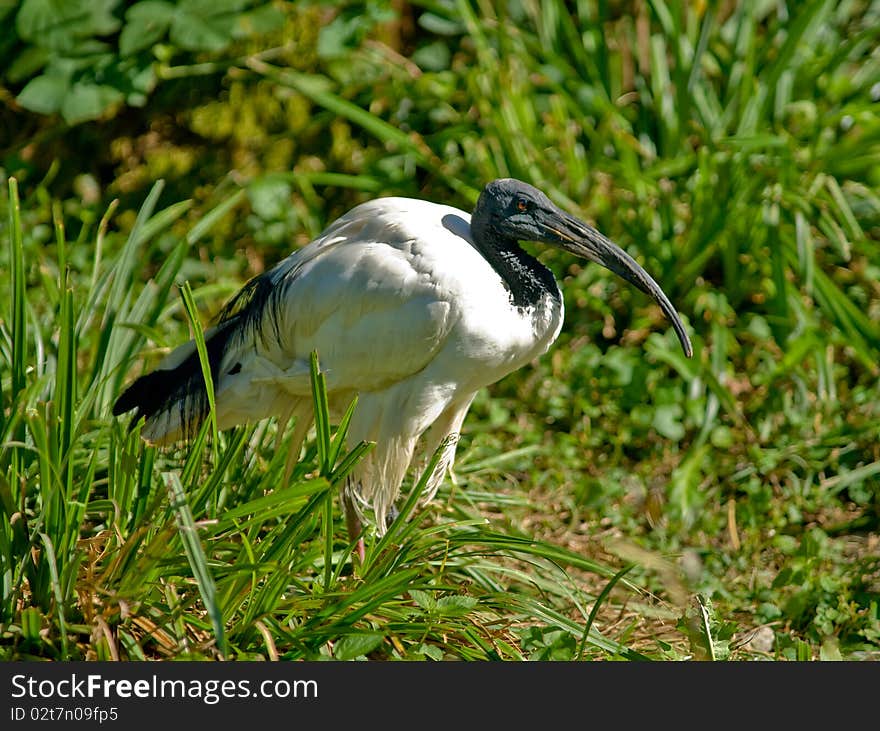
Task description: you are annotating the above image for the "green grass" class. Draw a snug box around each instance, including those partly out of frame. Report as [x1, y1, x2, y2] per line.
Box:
[1, 0, 879, 661]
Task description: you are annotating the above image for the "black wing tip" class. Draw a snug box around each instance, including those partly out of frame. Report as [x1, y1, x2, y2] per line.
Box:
[112, 386, 138, 417]
[112, 271, 271, 433]
[111, 381, 148, 435]
[112, 369, 170, 421]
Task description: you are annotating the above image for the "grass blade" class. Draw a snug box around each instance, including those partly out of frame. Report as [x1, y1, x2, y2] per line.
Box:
[164, 471, 227, 657]
[8, 178, 25, 402]
[309, 351, 331, 476]
[38, 532, 69, 659]
[179, 281, 219, 450]
[577, 564, 635, 660]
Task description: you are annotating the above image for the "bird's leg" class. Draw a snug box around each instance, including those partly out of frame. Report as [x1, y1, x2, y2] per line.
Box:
[342, 477, 365, 564]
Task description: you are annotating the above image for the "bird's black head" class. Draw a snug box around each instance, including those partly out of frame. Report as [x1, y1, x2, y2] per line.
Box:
[471, 178, 559, 242]
[471, 178, 693, 358]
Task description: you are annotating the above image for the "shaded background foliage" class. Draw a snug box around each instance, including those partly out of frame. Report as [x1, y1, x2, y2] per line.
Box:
[1, 0, 879, 660]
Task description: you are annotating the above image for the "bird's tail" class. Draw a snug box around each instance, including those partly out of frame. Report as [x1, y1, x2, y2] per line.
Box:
[114, 266, 293, 444]
[112, 319, 239, 444]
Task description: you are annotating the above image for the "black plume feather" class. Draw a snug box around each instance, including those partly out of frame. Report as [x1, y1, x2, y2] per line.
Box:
[112, 266, 289, 439]
[112, 319, 237, 437]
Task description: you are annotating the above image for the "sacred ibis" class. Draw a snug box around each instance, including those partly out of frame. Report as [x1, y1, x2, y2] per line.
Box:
[114, 178, 692, 552]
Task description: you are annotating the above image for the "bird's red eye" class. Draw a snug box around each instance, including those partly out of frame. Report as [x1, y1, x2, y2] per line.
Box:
[517, 199, 527, 212]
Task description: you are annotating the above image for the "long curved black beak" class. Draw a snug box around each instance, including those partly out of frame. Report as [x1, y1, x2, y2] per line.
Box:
[542, 210, 693, 358]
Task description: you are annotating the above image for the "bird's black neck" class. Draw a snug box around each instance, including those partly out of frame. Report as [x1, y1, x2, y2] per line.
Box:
[472, 228, 561, 310]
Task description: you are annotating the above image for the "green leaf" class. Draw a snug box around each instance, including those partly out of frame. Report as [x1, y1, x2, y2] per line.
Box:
[61, 38, 112, 56]
[414, 643, 444, 660]
[6, 45, 49, 83]
[16, 73, 69, 114]
[417, 12, 465, 36]
[409, 589, 436, 612]
[317, 15, 358, 59]
[235, 4, 286, 37]
[178, 0, 251, 13]
[436, 595, 478, 617]
[412, 41, 451, 71]
[247, 177, 292, 221]
[170, 6, 237, 51]
[652, 403, 685, 441]
[60, 82, 124, 123]
[333, 633, 384, 660]
[126, 0, 176, 24]
[120, 1, 175, 56]
[16, 0, 121, 49]
[124, 64, 158, 106]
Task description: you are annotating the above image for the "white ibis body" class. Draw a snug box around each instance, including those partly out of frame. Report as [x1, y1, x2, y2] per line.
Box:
[114, 179, 692, 542]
